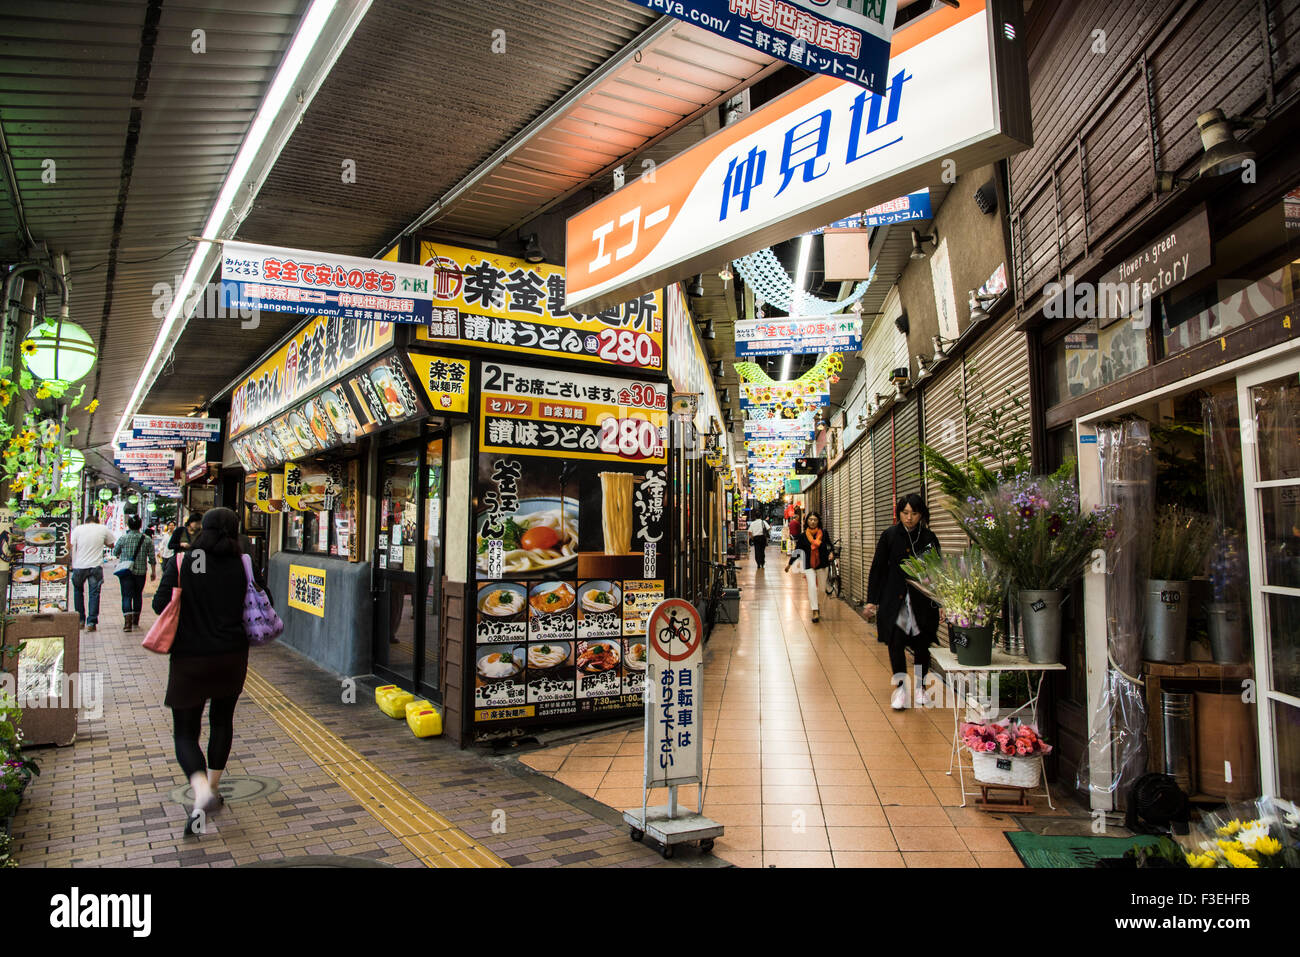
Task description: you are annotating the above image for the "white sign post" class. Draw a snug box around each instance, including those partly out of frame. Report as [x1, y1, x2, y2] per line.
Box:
[624, 598, 722, 858]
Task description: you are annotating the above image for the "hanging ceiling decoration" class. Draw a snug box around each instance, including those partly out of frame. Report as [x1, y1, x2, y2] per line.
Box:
[735, 353, 845, 390]
[733, 248, 872, 315]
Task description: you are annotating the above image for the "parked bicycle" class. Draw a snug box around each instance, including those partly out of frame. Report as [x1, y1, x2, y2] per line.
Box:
[704, 558, 739, 630]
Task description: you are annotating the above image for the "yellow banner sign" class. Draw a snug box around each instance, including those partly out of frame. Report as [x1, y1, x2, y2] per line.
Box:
[287, 564, 326, 617]
[231, 313, 395, 438]
[415, 241, 664, 372]
[478, 361, 667, 465]
[406, 353, 470, 414]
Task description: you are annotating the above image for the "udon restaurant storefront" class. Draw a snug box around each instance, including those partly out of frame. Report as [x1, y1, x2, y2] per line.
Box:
[220, 239, 707, 745]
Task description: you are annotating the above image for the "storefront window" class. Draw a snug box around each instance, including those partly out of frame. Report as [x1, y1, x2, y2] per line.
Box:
[285, 512, 305, 551]
[1162, 195, 1300, 356]
[1045, 317, 1150, 407]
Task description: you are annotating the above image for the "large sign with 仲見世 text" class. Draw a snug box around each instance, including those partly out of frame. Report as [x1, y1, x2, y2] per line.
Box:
[565, 0, 1030, 310]
[415, 242, 664, 372]
[622, 0, 897, 94]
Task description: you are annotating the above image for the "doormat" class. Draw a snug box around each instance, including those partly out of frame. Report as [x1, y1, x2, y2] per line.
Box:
[1004, 831, 1162, 868]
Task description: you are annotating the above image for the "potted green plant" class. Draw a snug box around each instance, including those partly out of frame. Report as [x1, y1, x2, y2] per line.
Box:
[902, 546, 1003, 666]
[0, 690, 39, 839]
[952, 473, 1118, 663]
[1144, 506, 1216, 663]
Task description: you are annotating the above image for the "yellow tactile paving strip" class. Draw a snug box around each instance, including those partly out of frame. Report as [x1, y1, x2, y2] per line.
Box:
[243, 669, 508, 868]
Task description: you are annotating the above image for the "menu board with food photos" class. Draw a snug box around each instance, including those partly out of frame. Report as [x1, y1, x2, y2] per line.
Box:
[6, 508, 71, 615]
[231, 350, 429, 472]
[471, 362, 668, 732]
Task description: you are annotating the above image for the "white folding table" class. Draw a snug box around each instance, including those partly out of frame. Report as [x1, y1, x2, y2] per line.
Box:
[931, 646, 1066, 810]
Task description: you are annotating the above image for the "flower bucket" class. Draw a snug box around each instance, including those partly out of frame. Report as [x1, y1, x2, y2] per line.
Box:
[950, 624, 993, 667]
[1143, 579, 1190, 663]
[1018, 589, 1064, 664]
[971, 750, 1042, 789]
[1207, 602, 1247, 664]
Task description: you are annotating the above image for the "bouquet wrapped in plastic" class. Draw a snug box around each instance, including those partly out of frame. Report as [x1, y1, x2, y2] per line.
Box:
[1182, 796, 1300, 868]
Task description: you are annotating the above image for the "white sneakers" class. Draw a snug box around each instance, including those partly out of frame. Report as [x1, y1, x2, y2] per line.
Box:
[889, 682, 929, 710]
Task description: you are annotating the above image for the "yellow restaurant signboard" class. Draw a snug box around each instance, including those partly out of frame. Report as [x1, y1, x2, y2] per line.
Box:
[230, 315, 395, 438]
[287, 564, 326, 617]
[406, 353, 471, 414]
[415, 241, 664, 372]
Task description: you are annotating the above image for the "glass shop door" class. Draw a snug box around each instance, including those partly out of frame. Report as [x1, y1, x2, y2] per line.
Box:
[372, 428, 448, 699]
[1238, 354, 1300, 801]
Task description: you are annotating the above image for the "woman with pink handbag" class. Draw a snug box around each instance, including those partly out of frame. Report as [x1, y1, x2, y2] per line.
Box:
[150, 507, 272, 836]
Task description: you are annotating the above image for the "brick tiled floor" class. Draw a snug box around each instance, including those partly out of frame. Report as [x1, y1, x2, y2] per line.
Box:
[11, 577, 718, 869]
[519, 546, 1098, 868]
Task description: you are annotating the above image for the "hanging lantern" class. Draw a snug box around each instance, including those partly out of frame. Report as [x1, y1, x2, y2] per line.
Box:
[147, 502, 157, 513]
[21, 320, 98, 387]
[128, 493, 139, 504]
[98, 488, 112, 501]
[62, 447, 85, 474]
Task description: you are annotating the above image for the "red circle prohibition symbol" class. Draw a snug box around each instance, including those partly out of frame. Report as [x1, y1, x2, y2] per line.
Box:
[648, 598, 702, 663]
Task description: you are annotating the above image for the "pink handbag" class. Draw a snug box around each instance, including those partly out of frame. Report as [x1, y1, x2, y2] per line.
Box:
[141, 555, 182, 654]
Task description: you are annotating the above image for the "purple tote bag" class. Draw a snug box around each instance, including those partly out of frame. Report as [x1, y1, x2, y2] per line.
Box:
[242, 553, 284, 645]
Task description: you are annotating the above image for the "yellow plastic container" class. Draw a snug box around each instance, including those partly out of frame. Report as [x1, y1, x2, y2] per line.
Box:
[407, 705, 443, 738]
[404, 699, 433, 718]
[376, 685, 415, 718]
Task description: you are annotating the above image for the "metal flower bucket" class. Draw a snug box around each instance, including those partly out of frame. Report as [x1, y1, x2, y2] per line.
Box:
[1018, 589, 1064, 664]
[1207, 602, 1247, 664]
[951, 624, 993, 667]
[1143, 579, 1190, 663]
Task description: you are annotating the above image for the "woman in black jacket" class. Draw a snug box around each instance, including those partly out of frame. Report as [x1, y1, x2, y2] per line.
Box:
[153, 507, 261, 835]
[786, 511, 834, 623]
[866, 493, 941, 710]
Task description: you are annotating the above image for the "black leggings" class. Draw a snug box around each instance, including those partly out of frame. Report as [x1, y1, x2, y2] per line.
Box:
[887, 625, 933, 680]
[172, 696, 240, 779]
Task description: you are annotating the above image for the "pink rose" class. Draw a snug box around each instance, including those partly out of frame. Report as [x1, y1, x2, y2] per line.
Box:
[984, 741, 996, 752]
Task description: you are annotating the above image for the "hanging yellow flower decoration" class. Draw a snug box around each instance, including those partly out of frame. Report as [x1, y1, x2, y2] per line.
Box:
[20, 340, 37, 357]
[35, 384, 51, 399]
[84, 398, 99, 413]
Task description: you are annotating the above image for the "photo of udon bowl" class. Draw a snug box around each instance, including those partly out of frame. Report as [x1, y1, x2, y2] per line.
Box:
[623, 640, 647, 672]
[322, 386, 360, 441]
[304, 397, 336, 448]
[476, 645, 525, 682]
[477, 582, 526, 622]
[475, 496, 578, 578]
[25, 527, 57, 547]
[526, 641, 571, 672]
[370, 366, 409, 420]
[529, 581, 575, 618]
[579, 580, 621, 615]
